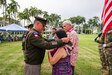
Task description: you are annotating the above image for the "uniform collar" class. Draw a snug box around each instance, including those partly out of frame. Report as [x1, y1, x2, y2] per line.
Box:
[33, 28, 41, 36]
[33, 28, 39, 32]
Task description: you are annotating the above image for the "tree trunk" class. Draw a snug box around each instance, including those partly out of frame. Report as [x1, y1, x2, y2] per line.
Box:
[78, 25, 79, 34]
[8, 15, 10, 24]
[3, 5, 5, 26]
[24, 20, 25, 27]
[81, 25, 83, 34]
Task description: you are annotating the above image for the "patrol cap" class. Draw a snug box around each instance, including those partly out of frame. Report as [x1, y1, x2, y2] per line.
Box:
[34, 16, 48, 26]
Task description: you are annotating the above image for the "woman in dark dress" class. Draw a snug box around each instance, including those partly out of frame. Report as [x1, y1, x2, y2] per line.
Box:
[48, 29, 73, 75]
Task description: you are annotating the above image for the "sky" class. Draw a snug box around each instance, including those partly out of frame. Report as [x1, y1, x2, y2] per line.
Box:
[0, 0, 104, 21]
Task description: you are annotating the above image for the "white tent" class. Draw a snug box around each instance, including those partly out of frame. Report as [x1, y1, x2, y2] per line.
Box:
[0, 24, 28, 32]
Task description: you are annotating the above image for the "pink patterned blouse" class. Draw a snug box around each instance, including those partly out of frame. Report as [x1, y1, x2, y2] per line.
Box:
[67, 27, 78, 66]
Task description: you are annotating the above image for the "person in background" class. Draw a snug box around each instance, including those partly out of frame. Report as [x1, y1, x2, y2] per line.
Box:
[22, 24, 33, 50]
[48, 28, 57, 39]
[95, 28, 112, 75]
[7, 34, 12, 42]
[24, 17, 70, 75]
[15, 34, 19, 41]
[63, 20, 78, 75]
[48, 29, 73, 75]
[94, 33, 108, 74]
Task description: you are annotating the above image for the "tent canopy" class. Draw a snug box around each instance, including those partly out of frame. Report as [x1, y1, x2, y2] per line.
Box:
[0, 24, 28, 32]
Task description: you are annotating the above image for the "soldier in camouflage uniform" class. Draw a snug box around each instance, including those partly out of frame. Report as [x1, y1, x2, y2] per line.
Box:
[102, 30, 112, 75]
[24, 17, 70, 75]
[94, 33, 108, 74]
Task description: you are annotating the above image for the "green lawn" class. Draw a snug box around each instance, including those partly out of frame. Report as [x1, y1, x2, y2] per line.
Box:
[0, 34, 102, 75]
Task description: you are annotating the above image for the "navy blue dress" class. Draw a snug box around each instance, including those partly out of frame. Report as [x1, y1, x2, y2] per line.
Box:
[50, 47, 73, 75]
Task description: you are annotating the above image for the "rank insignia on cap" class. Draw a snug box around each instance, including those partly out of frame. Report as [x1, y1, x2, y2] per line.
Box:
[34, 34, 39, 38]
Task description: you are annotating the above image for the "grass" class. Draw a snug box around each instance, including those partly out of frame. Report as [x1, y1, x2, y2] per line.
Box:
[0, 34, 102, 75]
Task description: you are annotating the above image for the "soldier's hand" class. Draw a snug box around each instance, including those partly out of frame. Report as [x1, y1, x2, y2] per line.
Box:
[61, 38, 70, 43]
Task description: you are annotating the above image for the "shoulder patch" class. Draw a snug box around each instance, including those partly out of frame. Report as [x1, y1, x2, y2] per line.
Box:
[34, 34, 39, 38]
[33, 32, 39, 38]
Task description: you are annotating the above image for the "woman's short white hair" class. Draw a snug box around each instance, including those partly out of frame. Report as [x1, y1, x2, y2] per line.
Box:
[63, 20, 72, 26]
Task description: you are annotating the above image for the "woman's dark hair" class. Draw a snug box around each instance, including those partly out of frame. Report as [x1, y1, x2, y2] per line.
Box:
[55, 29, 67, 39]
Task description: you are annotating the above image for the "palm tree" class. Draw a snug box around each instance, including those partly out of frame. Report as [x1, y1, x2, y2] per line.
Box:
[18, 12, 24, 25]
[6, 0, 20, 23]
[49, 13, 61, 27]
[29, 6, 37, 22]
[23, 8, 31, 25]
[55, 14, 61, 26]
[29, 6, 43, 23]
[69, 17, 76, 24]
[83, 23, 89, 34]
[58, 21, 63, 26]
[88, 16, 100, 33]
[92, 16, 99, 27]
[5, 6, 11, 23]
[43, 11, 49, 19]
[0, 0, 7, 26]
[88, 19, 93, 33]
[36, 9, 43, 16]
[74, 16, 85, 33]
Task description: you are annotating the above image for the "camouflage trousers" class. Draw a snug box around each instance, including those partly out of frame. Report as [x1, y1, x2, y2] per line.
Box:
[105, 48, 112, 75]
[98, 48, 108, 70]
